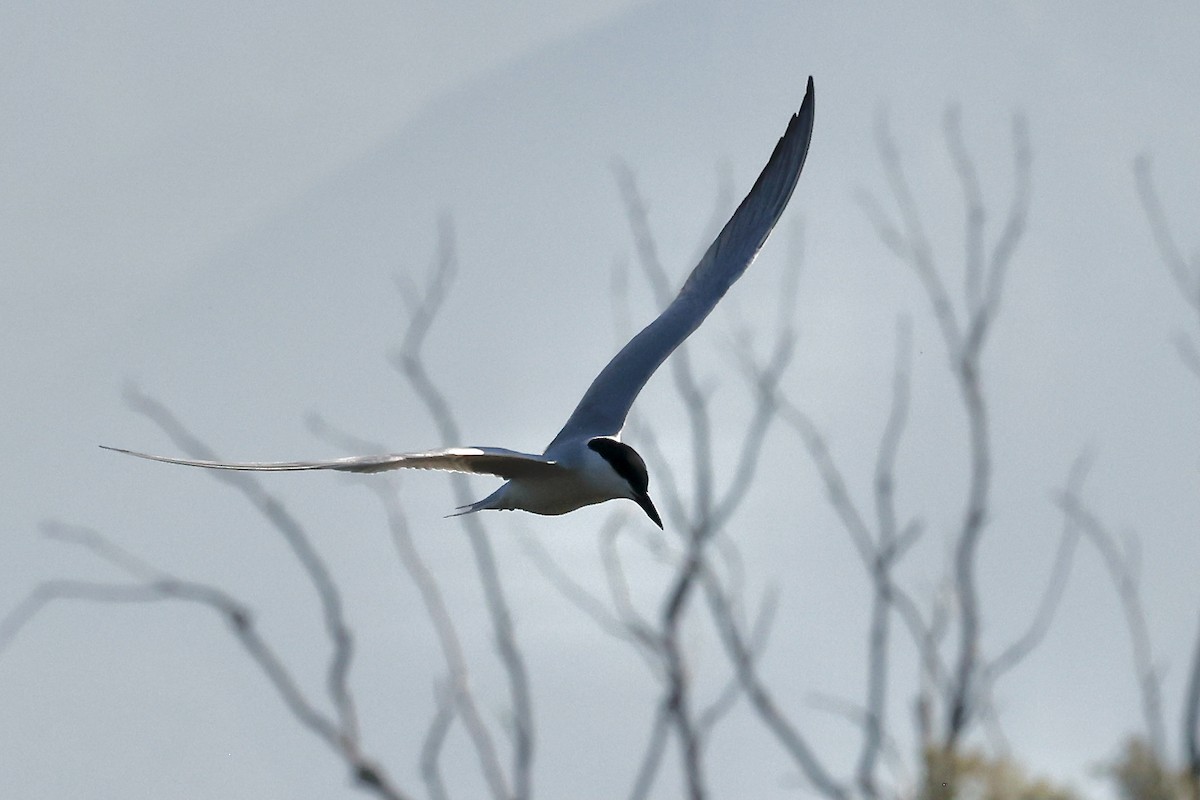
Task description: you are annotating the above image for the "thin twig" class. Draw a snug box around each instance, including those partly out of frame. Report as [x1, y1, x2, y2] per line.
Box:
[696, 584, 780, 742]
[985, 454, 1087, 680]
[1059, 490, 1167, 760]
[120, 387, 362, 748]
[944, 105, 986, 314]
[1133, 153, 1200, 787]
[1184, 611, 1200, 790]
[307, 411, 512, 799]
[376, 484, 510, 800]
[872, 111, 962, 354]
[616, 164, 713, 800]
[390, 219, 533, 800]
[703, 575, 849, 800]
[517, 520, 662, 669]
[11, 524, 411, 800]
[1134, 155, 1200, 316]
[628, 704, 672, 800]
[420, 682, 457, 800]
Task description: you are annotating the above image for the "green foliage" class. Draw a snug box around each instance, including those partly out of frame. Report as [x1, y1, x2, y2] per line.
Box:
[921, 746, 1079, 800]
[1106, 737, 1197, 800]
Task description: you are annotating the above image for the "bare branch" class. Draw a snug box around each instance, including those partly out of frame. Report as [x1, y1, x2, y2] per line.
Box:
[855, 108, 1034, 762]
[711, 333, 795, 531]
[396, 214, 459, 356]
[1185, 610, 1200, 789]
[613, 155, 805, 797]
[120, 386, 362, 747]
[873, 317, 914, 551]
[703, 573, 849, 800]
[420, 682, 457, 800]
[1132, 151, 1200, 783]
[979, 115, 1031, 337]
[777, 399, 876, 562]
[1175, 334, 1200, 383]
[518, 528, 626, 639]
[306, 411, 512, 799]
[943, 105, 987, 313]
[41, 521, 163, 581]
[856, 188, 914, 263]
[659, 553, 708, 800]
[388, 225, 533, 800]
[596, 526, 671, 684]
[628, 704, 672, 800]
[696, 584, 780, 741]
[614, 163, 715, 522]
[944, 352, 990, 745]
[776, 348, 918, 793]
[874, 111, 963, 354]
[942, 113, 1029, 746]
[8, 526, 412, 800]
[1135, 155, 1200, 314]
[709, 531, 749, 628]
[857, 319, 916, 798]
[857, 569, 891, 800]
[615, 162, 717, 800]
[306, 413, 394, 456]
[1059, 488, 1167, 760]
[1133, 149, 1200, 797]
[517, 520, 661, 668]
[0, 578, 166, 657]
[374, 484, 510, 800]
[611, 160, 676, 307]
[806, 692, 912, 788]
[985, 453, 1087, 681]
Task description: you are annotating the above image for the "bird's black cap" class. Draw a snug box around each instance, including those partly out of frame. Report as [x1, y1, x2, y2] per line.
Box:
[588, 438, 663, 528]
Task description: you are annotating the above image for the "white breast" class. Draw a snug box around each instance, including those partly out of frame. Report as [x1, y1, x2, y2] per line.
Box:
[492, 441, 631, 516]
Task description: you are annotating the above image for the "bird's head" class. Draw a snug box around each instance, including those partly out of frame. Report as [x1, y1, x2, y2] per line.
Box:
[587, 437, 663, 528]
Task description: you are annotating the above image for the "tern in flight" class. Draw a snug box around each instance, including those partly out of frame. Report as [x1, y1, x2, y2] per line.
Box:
[104, 77, 815, 528]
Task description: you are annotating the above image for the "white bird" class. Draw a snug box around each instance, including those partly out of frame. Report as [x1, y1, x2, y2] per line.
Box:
[103, 77, 816, 529]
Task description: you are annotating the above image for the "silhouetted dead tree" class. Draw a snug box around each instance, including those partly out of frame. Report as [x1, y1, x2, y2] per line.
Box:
[0, 222, 534, 800]
[4, 108, 1087, 800]
[858, 105, 1034, 754]
[1133, 156, 1200, 795]
[1056, 455, 1200, 800]
[808, 105, 1082, 797]
[386, 219, 535, 800]
[857, 107, 1001, 734]
[611, 162, 799, 800]
[1135, 157, 1200, 384]
[1, 418, 412, 799]
[519, 160, 815, 800]
[525, 109, 1070, 800]
[1057, 458, 1166, 761]
[765, 318, 928, 800]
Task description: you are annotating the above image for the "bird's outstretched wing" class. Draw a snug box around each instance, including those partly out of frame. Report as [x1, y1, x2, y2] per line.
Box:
[547, 76, 815, 450]
[100, 445, 562, 479]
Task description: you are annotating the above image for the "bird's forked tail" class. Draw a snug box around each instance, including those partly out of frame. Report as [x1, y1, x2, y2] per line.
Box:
[445, 486, 507, 519]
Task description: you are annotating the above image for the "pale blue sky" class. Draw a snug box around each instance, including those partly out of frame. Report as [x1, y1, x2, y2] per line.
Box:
[2, 1, 1199, 798]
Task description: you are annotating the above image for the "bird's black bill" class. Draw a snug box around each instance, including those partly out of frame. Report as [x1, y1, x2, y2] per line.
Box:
[635, 492, 663, 529]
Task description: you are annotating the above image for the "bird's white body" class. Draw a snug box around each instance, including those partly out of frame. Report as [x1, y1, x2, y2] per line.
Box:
[470, 439, 638, 516]
[103, 78, 816, 529]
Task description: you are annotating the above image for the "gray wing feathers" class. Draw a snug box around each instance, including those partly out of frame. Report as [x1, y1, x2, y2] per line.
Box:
[100, 445, 561, 479]
[547, 77, 815, 449]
